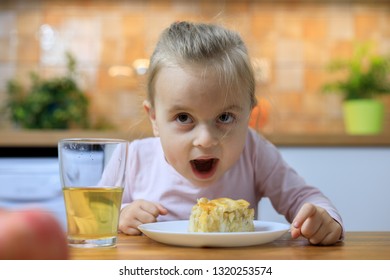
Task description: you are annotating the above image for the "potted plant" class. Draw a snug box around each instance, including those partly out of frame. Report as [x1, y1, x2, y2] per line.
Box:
[322, 43, 390, 135]
[4, 52, 90, 129]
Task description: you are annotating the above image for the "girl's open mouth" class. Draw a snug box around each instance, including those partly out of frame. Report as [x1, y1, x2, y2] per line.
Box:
[190, 158, 219, 179]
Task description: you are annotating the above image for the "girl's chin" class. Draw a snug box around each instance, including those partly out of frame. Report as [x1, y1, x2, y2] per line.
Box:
[187, 171, 221, 187]
[173, 163, 222, 187]
[191, 169, 217, 181]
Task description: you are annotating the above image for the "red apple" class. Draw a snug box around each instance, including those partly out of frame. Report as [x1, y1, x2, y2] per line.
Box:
[0, 208, 69, 260]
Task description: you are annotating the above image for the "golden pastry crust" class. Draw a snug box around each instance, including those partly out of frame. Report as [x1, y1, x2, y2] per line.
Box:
[188, 197, 255, 232]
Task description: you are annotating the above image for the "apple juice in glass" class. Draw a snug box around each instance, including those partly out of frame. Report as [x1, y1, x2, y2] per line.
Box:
[58, 138, 128, 248]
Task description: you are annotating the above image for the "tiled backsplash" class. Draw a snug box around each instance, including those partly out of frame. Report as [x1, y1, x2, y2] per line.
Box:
[1, 0, 389, 134]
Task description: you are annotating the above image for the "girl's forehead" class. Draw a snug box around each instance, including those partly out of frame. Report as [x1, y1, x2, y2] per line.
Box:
[155, 65, 250, 108]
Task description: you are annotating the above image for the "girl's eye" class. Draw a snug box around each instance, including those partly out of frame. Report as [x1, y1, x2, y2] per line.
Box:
[176, 113, 193, 124]
[218, 112, 235, 124]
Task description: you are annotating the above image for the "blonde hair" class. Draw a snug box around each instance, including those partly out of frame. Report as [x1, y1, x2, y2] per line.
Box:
[147, 21, 256, 109]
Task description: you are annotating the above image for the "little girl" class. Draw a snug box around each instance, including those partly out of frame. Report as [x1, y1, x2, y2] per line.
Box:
[119, 21, 343, 245]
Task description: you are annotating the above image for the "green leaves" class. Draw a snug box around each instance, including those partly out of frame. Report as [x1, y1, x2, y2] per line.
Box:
[4, 53, 90, 129]
[322, 43, 390, 100]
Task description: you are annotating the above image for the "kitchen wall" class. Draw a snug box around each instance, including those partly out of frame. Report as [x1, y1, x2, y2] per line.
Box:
[1, 0, 390, 134]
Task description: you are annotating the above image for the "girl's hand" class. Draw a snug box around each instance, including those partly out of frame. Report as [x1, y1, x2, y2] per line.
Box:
[119, 199, 168, 235]
[290, 203, 342, 245]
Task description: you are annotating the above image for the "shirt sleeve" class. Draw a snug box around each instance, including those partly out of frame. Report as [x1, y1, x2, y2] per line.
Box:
[252, 131, 344, 239]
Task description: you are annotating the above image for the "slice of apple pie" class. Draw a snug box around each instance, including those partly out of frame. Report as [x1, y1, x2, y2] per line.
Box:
[188, 197, 255, 232]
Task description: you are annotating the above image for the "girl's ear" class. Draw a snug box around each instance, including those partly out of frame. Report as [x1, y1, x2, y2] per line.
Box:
[143, 100, 159, 136]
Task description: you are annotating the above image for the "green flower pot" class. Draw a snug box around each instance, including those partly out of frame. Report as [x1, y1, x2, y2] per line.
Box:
[343, 99, 385, 135]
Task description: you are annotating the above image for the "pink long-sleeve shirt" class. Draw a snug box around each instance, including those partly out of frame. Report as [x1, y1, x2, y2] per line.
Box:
[122, 128, 343, 229]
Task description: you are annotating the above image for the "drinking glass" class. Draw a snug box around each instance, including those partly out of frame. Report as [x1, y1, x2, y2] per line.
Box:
[58, 138, 128, 248]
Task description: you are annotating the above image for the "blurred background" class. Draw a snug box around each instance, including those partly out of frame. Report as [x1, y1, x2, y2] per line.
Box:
[1, 0, 389, 133]
[0, 0, 389, 231]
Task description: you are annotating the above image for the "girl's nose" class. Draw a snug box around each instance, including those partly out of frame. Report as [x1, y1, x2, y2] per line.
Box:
[193, 124, 219, 148]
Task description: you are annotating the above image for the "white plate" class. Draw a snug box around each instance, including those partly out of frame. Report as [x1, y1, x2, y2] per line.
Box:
[138, 220, 290, 247]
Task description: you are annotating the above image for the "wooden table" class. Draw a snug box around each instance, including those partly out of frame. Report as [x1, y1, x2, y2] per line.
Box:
[70, 232, 390, 260]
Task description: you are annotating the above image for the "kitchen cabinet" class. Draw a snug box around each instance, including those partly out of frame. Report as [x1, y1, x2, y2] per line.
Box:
[0, 158, 67, 229]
